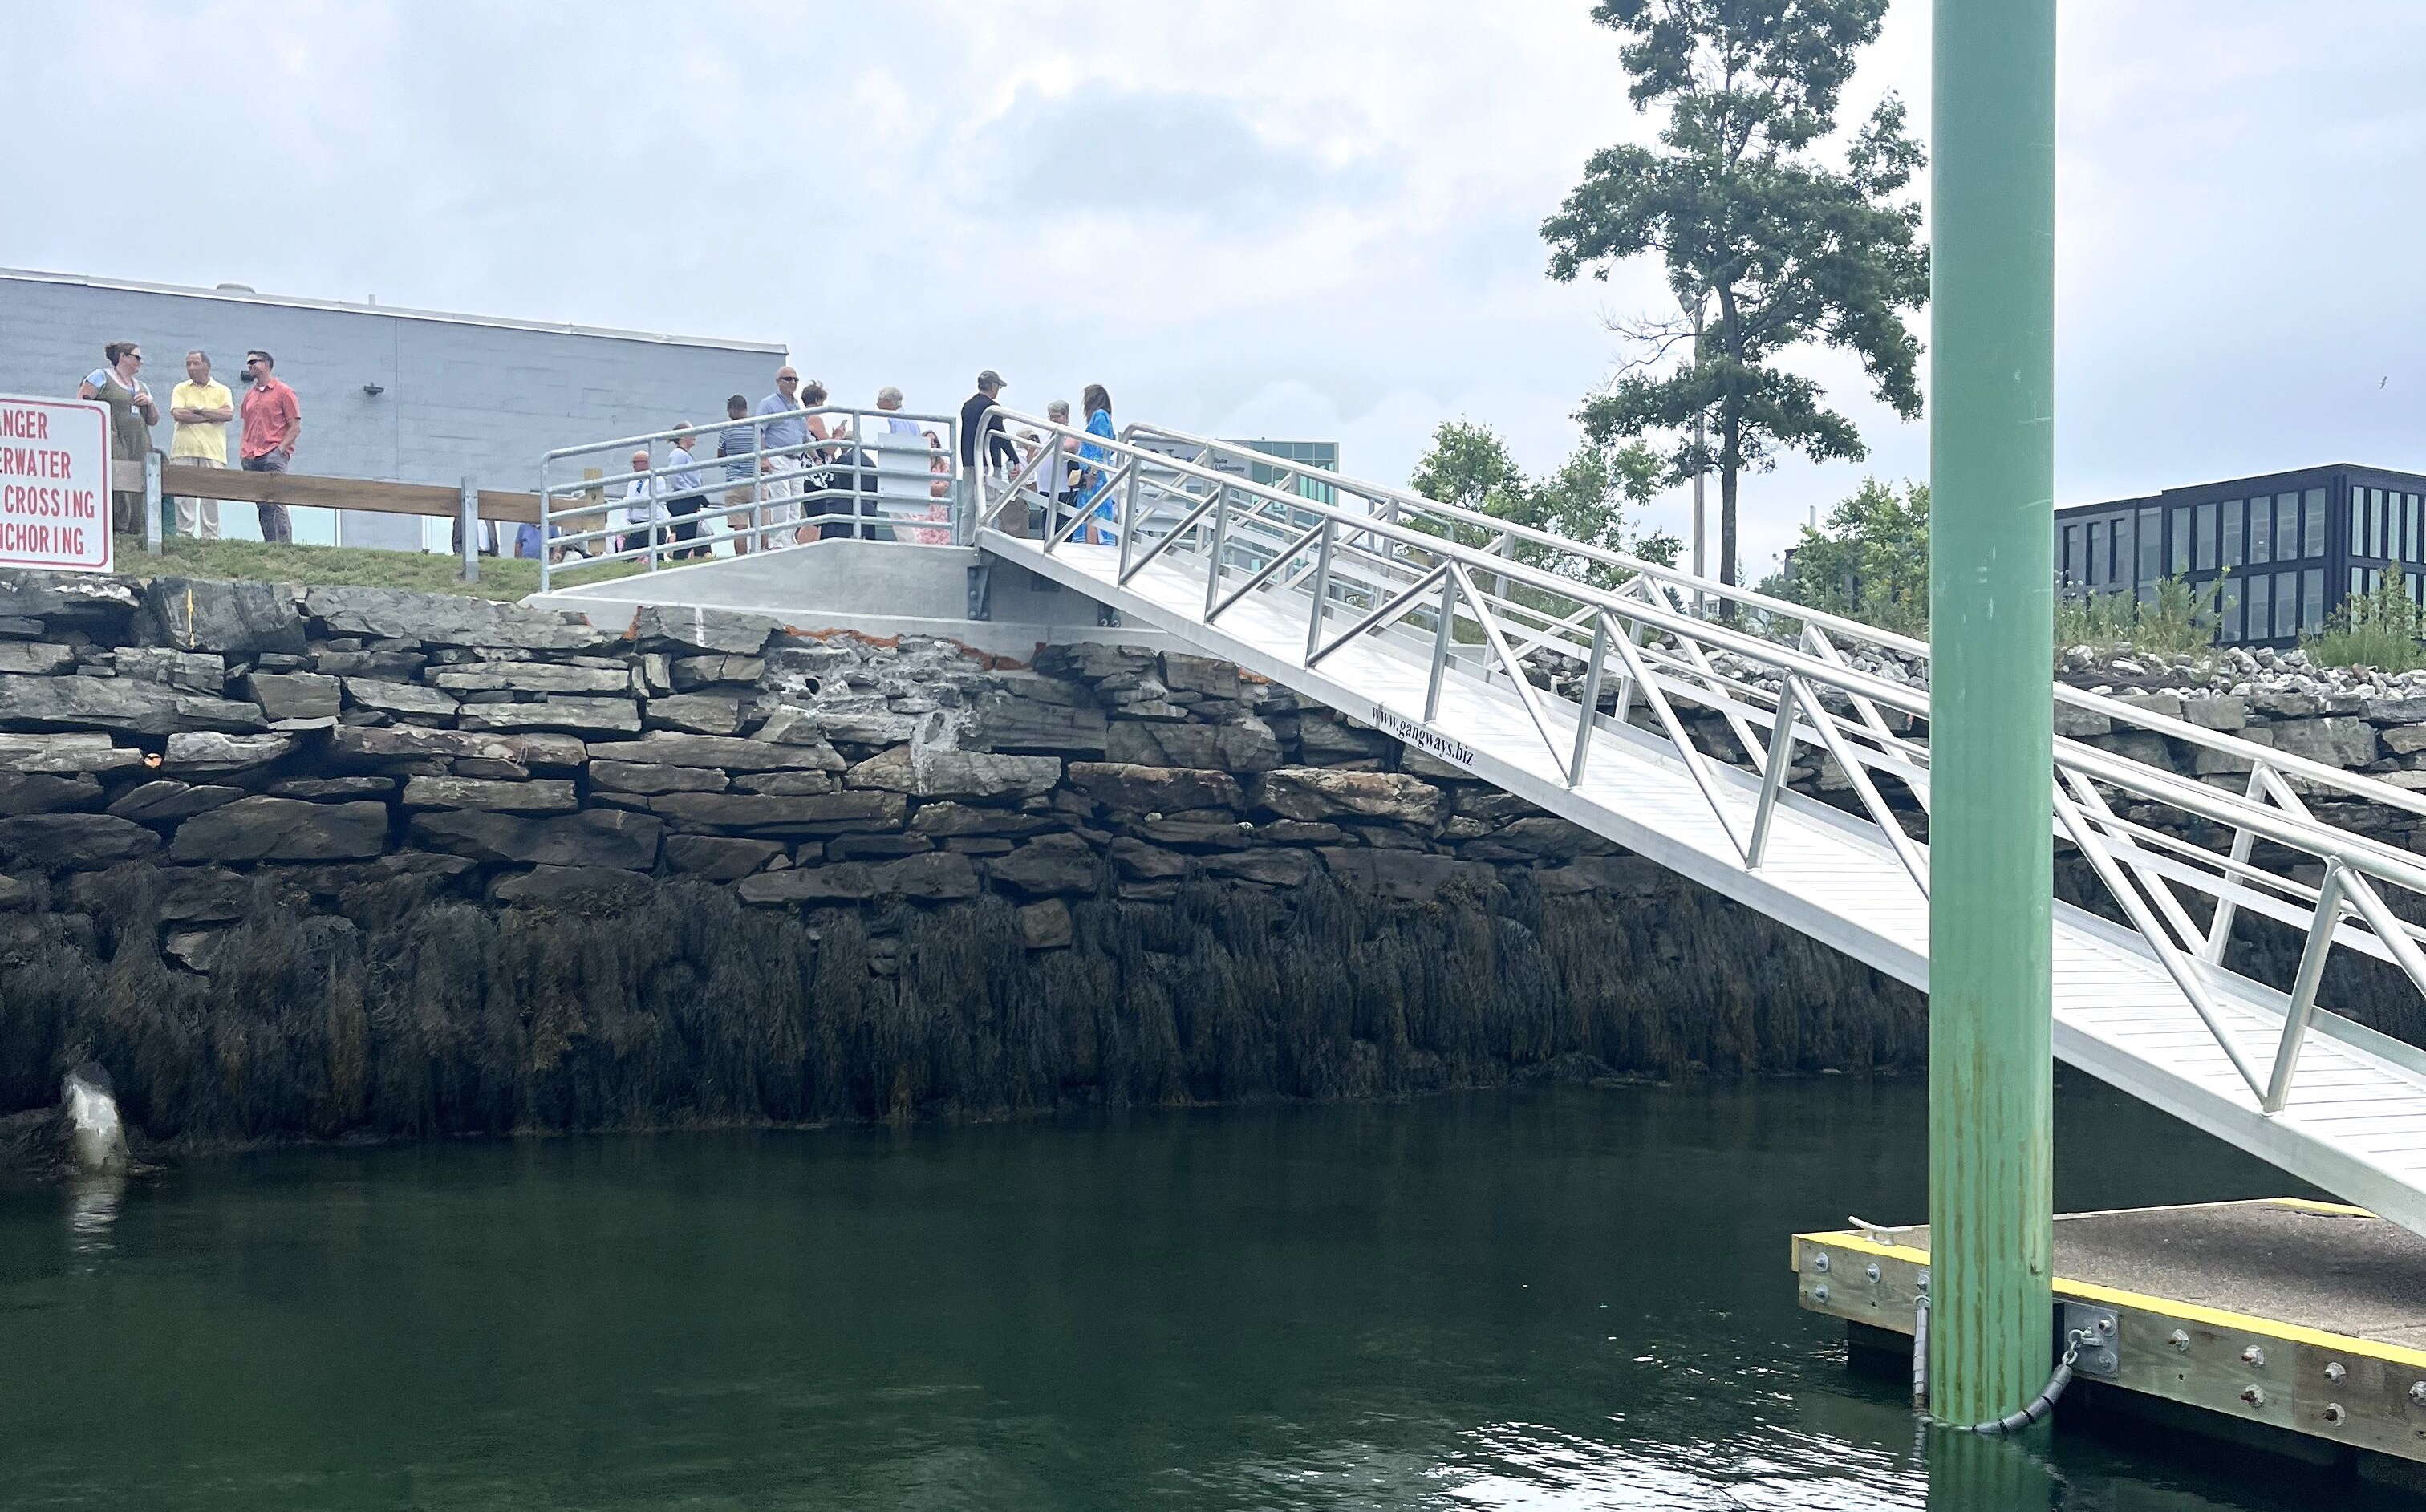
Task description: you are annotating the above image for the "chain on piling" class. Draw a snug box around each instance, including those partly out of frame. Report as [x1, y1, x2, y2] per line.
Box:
[1910, 1295, 2084, 1435]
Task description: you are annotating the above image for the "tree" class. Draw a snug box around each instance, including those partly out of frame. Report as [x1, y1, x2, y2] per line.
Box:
[1540, 0, 1928, 616]
[1409, 420, 1528, 518]
[1760, 476, 1929, 634]
[1406, 419, 1681, 590]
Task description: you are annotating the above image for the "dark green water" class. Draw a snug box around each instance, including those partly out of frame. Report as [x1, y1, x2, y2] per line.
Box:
[0, 1073, 2382, 1510]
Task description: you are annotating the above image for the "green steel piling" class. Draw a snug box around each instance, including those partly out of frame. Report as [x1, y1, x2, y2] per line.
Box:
[1927, 0, 2059, 1425]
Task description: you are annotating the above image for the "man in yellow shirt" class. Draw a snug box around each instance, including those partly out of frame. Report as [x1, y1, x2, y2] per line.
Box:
[168, 350, 234, 540]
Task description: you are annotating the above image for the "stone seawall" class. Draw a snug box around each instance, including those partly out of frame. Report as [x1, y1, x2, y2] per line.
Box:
[0, 570, 1930, 1154]
[10, 568, 2426, 1157]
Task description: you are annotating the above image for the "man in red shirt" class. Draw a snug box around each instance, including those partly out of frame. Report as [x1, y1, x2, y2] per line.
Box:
[239, 349, 302, 543]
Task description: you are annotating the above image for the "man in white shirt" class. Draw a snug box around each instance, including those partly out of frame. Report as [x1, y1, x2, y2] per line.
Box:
[616, 448, 667, 558]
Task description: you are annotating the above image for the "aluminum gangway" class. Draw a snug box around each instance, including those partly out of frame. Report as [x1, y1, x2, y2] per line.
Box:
[972, 410, 2426, 1236]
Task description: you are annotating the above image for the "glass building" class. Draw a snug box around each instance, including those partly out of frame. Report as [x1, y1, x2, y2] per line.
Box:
[1236, 440, 1341, 508]
[2055, 464, 2426, 647]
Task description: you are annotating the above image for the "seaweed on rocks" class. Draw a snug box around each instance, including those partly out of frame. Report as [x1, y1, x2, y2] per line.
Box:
[0, 862, 1931, 1155]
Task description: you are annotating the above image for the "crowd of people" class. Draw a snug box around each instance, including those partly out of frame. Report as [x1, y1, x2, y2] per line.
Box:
[76, 342, 302, 542]
[567, 365, 1120, 565]
[69, 338, 1119, 561]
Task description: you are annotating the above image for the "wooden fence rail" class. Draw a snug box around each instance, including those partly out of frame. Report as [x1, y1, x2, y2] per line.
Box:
[111, 457, 550, 524]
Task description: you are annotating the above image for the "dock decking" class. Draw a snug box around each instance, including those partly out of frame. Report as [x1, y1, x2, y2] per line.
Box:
[1796, 1198, 2426, 1475]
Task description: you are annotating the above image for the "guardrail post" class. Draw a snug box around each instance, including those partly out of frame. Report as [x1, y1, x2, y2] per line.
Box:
[1425, 574, 1457, 721]
[1928, 0, 2057, 1429]
[1304, 521, 1336, 662]
[1567, 613, 1611, 786]
[2266, 863, 2348, 1113]
[144, 452, 163, 556]
[457, 478, 479, 584]
[538, 480, 552, 592]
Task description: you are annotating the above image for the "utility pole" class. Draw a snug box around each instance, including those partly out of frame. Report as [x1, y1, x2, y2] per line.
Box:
[1688, 293, 1707, 613]
[1928, 0, 2057, 1428]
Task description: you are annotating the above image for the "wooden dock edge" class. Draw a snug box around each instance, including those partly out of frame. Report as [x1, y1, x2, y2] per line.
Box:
[1794, 1198, 2426, 1479]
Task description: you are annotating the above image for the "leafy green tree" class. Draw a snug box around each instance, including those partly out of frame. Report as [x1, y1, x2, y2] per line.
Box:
[1761, 476, 1929, 634]
[1406, 420, 1679, 589]
[1540, 0, 1929, 615]
[1409, 420, 1529, 517]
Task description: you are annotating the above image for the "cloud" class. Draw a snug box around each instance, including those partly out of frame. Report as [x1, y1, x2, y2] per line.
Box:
[10, 0, 2426, 586]
[958, 86, 1390, 224]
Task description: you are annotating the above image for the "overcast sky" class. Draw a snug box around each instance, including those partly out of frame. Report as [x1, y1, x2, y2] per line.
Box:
[11, 2, 2424, 578]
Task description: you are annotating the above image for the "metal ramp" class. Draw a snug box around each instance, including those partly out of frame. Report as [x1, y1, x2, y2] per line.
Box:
[967, 413, 2426, 1237]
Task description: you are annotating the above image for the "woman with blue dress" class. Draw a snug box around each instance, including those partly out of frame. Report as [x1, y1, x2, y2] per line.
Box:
[1073, 384, 1116, 545]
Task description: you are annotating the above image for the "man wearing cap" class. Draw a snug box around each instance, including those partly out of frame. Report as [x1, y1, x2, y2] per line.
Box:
[756, 366, 809, 546]
[959, 370, 1020, 475]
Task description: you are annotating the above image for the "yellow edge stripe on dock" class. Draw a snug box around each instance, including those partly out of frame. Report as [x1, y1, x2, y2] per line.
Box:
[1793, 1201, 2426, 1372]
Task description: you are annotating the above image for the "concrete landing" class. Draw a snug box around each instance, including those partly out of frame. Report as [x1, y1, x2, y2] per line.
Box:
[526, 538, 1166, 659]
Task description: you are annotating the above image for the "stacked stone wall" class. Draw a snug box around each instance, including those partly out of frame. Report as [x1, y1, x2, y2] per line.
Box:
[0, 569, 1937, 1150]
[13, 568, 2425, 1150]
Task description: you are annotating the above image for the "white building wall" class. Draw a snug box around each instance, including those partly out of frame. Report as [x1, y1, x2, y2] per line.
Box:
[0, 269, 785, 549]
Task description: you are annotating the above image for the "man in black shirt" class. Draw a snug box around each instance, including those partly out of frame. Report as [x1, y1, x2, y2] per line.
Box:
[958, 369, 1020, 473]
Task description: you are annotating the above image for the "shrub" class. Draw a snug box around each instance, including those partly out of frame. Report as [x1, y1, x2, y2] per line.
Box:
[2054, 574, 2219, 659]
[2305, 574, 2426, 672]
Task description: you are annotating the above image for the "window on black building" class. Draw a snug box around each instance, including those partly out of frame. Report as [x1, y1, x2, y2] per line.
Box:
[2303, 489, 2325, 557]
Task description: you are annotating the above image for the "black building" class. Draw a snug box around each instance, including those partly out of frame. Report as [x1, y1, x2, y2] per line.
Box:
[2055, 464, 2426, 647]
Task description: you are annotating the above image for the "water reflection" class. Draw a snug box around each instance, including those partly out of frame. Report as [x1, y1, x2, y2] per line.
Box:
[0, 1080, 2345, 1510]
[1923, 1427, 2056, 1512]
[64, 1174, 123, 1262]
[1438, 1418, 1922, 1509]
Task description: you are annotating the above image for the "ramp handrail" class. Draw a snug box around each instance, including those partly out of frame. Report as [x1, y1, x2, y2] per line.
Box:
[1122, 422, 2426, 828]
[976, 407, 2426, 1119]
[538, 405, 977, 589]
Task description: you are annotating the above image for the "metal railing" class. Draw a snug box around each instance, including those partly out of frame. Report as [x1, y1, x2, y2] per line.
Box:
[538, 406, 984, 590]
[976, 408, 2426, 1118]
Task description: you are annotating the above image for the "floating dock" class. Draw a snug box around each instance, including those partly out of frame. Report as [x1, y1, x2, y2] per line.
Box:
[1795, 1198, 2426, 1484]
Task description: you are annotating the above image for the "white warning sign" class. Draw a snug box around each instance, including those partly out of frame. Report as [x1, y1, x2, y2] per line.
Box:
[0, 395, 114, 573]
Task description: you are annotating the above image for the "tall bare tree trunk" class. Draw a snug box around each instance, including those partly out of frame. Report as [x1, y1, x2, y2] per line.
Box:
[1718, 409, 1742, 623]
